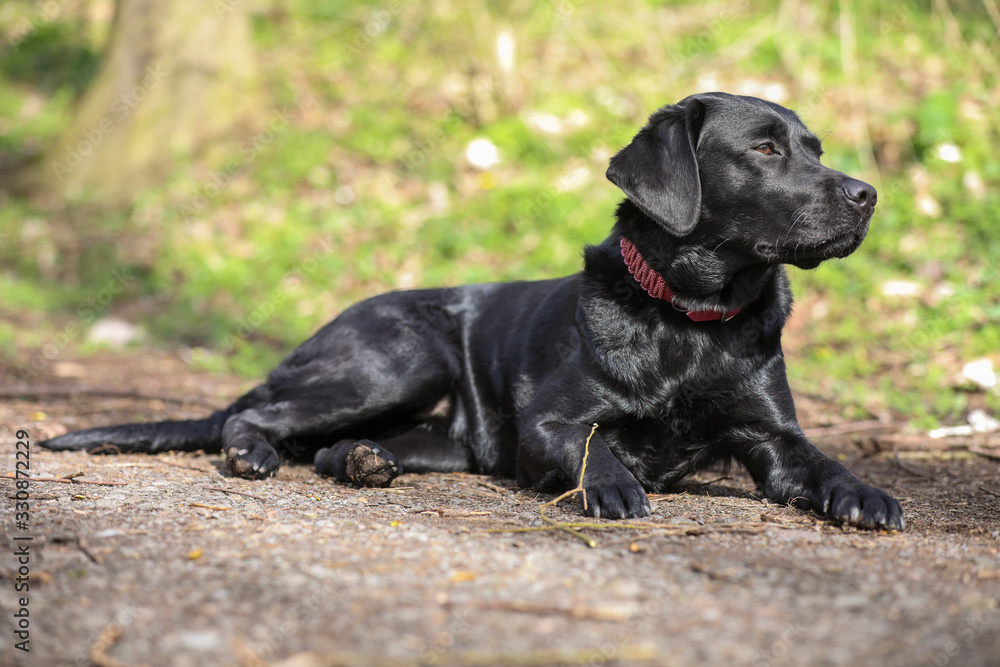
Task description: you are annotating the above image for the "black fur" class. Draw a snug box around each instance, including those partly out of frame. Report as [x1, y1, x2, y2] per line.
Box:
[42, 92, 902, 530]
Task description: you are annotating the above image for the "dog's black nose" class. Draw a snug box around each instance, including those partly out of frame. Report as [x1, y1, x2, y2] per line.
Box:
[842, 179, 877, 216]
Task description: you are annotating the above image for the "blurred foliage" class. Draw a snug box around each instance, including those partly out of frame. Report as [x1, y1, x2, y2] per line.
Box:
[0, 0, 998, 428]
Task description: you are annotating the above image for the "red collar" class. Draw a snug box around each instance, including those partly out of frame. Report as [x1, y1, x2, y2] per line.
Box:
[619, 237, 740, 322]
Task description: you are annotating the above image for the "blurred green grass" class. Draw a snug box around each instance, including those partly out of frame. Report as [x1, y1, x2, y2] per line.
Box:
[1, 0, 998, 429]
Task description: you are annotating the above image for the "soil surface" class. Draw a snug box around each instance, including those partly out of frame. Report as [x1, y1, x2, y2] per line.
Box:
[2, 350, 999, 667]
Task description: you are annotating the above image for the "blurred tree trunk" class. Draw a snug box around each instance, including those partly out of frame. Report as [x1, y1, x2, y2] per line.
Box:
[31, 0, 258, 203]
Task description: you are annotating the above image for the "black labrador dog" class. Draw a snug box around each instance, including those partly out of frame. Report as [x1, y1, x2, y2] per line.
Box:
[42, 92, 904, 531]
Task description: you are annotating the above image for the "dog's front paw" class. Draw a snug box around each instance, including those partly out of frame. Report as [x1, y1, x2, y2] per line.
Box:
[582, 470, 651, 520]
[226, 439, 280, 479]
[806, 479, 904, 531]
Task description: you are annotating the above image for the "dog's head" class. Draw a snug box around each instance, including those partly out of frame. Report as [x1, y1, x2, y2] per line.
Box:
[606, 92, 876, 270]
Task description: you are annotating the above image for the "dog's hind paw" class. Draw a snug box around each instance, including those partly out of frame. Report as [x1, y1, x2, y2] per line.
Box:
[345, 441, 400, 488]
[315, 440, 401, 488]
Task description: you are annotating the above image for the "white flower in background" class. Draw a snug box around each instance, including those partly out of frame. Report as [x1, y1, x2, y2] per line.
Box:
[565, 109, 589, 128]
[931, 283, 955, 300]
[763, 82, 788, 102]
[524, 109, 589, 135]
[963, 171, 986, 199]
[556, 166, 591, 192]
[465, 138, 499, 170]
[496, 30, 515, 74]
[334, 185, 354, 205]
[737, 79, 787, 103]
[936, 143, 962, 163]
[880, 280, 920, 297]
[962, 359, 997, 390]
[524, 111, 563, 134]
[916, 194, 941, 218]
[595, 87, 628, 116]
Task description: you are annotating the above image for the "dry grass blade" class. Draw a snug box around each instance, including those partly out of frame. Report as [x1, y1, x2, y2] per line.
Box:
[0, 473, 129, 486]
[537, 423, 599, 547]
[202, 486, 266, 501]
[269, 643, 659, 666]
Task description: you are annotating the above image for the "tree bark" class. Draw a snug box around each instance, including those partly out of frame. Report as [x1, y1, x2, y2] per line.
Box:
[31, 0, 258, 203]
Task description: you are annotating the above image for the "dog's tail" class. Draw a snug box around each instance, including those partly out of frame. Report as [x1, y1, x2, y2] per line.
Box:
[39, 385, 268, 454]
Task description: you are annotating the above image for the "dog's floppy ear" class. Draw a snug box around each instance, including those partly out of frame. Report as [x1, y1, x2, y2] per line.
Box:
[606, 98, 706, 236]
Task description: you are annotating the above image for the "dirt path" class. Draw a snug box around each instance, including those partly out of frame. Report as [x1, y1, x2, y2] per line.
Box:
[2, 351, 999, 666]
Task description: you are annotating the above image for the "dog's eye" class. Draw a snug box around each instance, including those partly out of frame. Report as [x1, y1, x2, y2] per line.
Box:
[753, 143, 777, 155]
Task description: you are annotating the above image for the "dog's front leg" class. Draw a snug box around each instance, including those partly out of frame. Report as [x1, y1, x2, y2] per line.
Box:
[737, 432, 904, 531]
[518, 421, 651, 519]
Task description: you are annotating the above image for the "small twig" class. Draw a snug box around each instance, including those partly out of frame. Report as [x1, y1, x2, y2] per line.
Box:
[979, 486, 1000, 499]
[441, 599, 632, 622]
[0, 384, 221, 410]
[0, 473, 128, 486]
[619, 522, 778, 544]
[189, 503, 232, 511]
[892, 442, 935, 479]
[537, 424, 599, 547]
[159, 458, 216, 474]
[415, 508, 492, 517]
[968, 447, 1000, 462]
[89, 444, 122, 455]
[475, 479, 511, 494]
[89, 623, 132, 667]
[452, 472, 512, 494]
[98, 462, 156, 469]
[491, 520, 799, 541]
[201, 486, 266, 501]
[676, 475, 732, 490]
[270, 644, 658, 667]
[76, 537, 102, 564]
[51, 534, 104, 564]
[803, 420, 891, 439]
